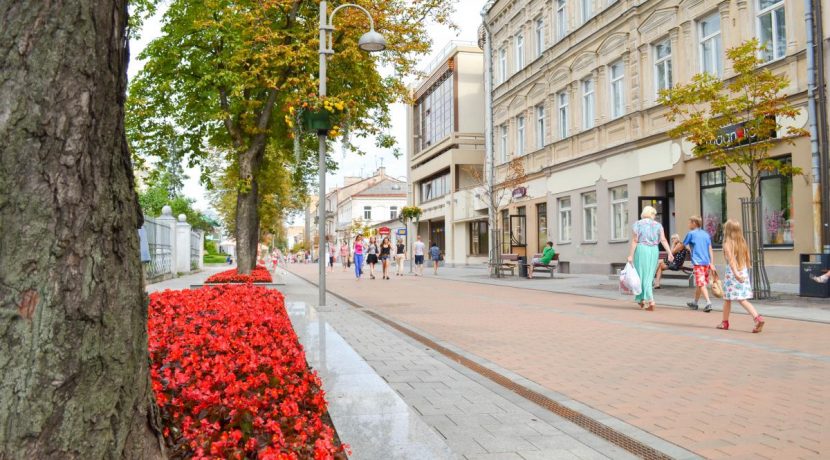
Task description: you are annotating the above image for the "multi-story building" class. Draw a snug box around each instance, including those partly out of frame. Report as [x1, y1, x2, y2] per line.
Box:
[484, 0, 823, 282]
[406, 41, 490, 265]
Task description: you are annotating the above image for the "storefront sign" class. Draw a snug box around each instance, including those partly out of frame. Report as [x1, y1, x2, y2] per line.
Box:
[378, 226, 391, 235]
[395, 228, 406, 236]
[512, 186, 528, 199]
[702, 117, 776, 150]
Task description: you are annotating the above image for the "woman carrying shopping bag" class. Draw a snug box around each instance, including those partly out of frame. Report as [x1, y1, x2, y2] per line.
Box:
[627, 206, 673, 310]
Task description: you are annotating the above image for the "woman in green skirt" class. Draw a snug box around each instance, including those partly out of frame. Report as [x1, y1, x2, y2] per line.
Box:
[626, 206, 673, 310]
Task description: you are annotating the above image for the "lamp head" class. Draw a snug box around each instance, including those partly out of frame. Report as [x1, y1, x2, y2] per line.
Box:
[358, 29, 387, 52]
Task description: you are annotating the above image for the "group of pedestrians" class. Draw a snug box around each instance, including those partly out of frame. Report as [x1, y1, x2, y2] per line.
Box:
[628, 206, 765, 333]
[339, 234, 443, 281]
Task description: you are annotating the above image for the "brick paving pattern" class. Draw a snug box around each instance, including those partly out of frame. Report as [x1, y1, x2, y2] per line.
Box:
[288, 264, 830, 460]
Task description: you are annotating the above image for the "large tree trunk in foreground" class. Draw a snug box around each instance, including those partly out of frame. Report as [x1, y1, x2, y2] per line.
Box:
[0, 1, 164, 458]
[235, 146, 264, 274]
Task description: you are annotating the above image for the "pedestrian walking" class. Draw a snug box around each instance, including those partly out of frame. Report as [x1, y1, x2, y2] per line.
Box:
[366, 236, 379, 280]
[340, 242, 350, 272]
[811, 269, 830, 283]
[379, 237, 392, 280]
[627, 206, 673, 311]
[429, 241, 441, 275]
[683, 216, 715, 312]
[395, 238, 406, 276]
[353, 235, 364, 280]
[718, 220, 765, 332]
[413, 235, 425, 276]
[328, 240, 336, 273]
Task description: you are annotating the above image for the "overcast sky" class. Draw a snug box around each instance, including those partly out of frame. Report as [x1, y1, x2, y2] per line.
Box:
[128, 0, 486, 215]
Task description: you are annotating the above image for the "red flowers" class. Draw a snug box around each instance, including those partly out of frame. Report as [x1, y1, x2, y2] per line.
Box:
[148, 285, 345, 459]
[205, 266, 273, 284]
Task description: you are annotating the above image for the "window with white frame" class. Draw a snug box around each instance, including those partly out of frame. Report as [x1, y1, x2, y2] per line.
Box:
[390, 206, 398, 220]
[364, 206, 372, 220]
[558, 91, 569, 139]
[558, 197, 572, 242]
[582, 192, 597, 242]
[515, 34, 525, 71]
[500, 124, 509, 162]
[556, 0, 568, 39]
[516, 115, 526, 156]
[699, 12, 723, 77]
[536, 104, 546, 149]
[654, 38, 673, 94]
[609, 61, 625, 118]
[499, 47, 507, 83]
[535, 18, 545, 57]
[610, 186, 629, 240]
[582, 78, 595, 129]
[757, 0, 786, 62]
[580, 0, 592, 24]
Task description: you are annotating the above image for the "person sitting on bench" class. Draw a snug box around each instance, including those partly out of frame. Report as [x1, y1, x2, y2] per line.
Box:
[654, 234, 688, 289]
[528, 241, 555, 279]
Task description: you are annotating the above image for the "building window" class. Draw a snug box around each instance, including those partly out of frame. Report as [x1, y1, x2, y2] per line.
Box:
[364, 206, 372, 220]
[500, 124, 509, 162]
[470, 221, 489, 255]
[413, 71, 454, 153]
[535, 18, 545, 57]
[582, 192, 597, 242]
[582, 78, 595, 130]
[556, 0, 568, 39]
[609, 61, 625, 118]
[558, 197, 572, 243]
[610, 186, 629, 240]
[757, 0, 786, 62]
[760, 157, 794, 246]
[699, 12, 723, 77]
[536, 104, 546, 149]
[516, 115, 526, 156]
[700, 169, 726, 246]
[501, 209, 510, 253]
[390, 206, 398, 220]
[558, 91, 569, 139]
[654, 38, 673, 94]
[420, 172, 450, 203]
[499, 47, 508, 83]
[537, 203, 548, 252]
[580, 0, 592, 24]
[515, 33, 525, 71]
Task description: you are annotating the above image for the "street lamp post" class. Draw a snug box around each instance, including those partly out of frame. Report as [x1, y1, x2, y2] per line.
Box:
[317, 1, 386, 307]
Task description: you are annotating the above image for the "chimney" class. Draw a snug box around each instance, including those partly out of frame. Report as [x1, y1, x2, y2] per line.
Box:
[376, 166, 386, 177]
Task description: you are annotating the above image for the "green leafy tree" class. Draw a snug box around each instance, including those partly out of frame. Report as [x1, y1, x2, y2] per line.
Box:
[127, 0, 456, 272]
[659, 39, 808, 297]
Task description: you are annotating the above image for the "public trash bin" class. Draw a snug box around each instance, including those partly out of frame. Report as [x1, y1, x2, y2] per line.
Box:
[799, 253, 830, 298]
[518, 256, 528, 278]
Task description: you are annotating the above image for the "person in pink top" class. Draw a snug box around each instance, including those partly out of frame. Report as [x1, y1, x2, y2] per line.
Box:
[353, 235, 364, 280]
[340, 242, 350, 272]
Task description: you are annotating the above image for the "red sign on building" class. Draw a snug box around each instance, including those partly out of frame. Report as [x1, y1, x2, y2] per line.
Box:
[378, 226, 391, 235]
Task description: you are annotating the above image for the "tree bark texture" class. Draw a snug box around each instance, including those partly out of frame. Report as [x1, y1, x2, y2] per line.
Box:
[0, 1, 164, 458]
[234, 145, 264, 273]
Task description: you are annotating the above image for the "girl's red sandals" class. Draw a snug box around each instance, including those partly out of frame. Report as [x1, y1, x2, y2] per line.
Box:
[752, 315, 765, 333]
[717, 321, 729, 330]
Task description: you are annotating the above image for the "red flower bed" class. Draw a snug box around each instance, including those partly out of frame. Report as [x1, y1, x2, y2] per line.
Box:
[205, 266, 273, 284]
[148, 285, 345, 459]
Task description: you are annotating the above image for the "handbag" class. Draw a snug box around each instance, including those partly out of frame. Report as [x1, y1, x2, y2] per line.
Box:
[710, 267, 724, 298]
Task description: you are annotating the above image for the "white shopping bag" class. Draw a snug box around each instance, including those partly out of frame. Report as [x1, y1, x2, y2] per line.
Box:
[619, 262, 642, 296]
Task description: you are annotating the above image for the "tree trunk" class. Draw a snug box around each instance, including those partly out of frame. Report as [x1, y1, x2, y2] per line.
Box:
[235, 145, 264, 274]
[0, 2, 164, 458]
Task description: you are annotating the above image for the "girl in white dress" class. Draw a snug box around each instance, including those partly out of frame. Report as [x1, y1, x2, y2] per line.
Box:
[718, 220, 765, 333]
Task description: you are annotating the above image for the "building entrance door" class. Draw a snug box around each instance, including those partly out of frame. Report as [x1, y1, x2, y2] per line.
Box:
[429, 220, 446, 252]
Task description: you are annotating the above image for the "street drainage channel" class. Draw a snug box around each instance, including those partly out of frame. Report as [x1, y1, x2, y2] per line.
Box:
[292, 271, 680, 460]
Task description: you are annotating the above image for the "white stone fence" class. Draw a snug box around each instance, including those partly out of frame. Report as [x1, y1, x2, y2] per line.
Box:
[140, 205, 204, 282]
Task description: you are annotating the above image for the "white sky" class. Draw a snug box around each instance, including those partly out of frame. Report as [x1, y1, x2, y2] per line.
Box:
[128, 1, 486, 214]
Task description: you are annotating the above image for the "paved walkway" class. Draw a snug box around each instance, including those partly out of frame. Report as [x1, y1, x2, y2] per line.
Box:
[288, 264, 830, 460]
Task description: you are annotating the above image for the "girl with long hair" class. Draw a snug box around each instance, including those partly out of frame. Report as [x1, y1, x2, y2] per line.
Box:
[366, 236, 379, 280]
[379, 237, 392, 280]
[718, 220, 765, 333]
[353, 235, 365, 280]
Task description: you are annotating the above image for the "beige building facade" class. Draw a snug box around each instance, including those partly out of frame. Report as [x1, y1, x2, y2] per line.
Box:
[406, 42, 491, 265]
[485, 0, 821, 282]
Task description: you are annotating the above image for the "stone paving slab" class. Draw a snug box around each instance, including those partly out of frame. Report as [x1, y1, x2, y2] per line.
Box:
[280, 271, 647, 460]
[288, 264, 830, 460]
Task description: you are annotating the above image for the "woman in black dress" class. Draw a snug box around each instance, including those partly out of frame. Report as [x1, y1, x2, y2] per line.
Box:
[379, 237, 393, 280]
[654, 234, 689, 288]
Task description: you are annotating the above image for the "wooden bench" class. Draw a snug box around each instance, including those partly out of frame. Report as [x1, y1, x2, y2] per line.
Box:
[488, 253, 518, 277]
[524, 253, 559, 278]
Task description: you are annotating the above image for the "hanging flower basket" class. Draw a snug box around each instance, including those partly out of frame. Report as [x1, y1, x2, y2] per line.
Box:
[401, 206, 422, 223]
